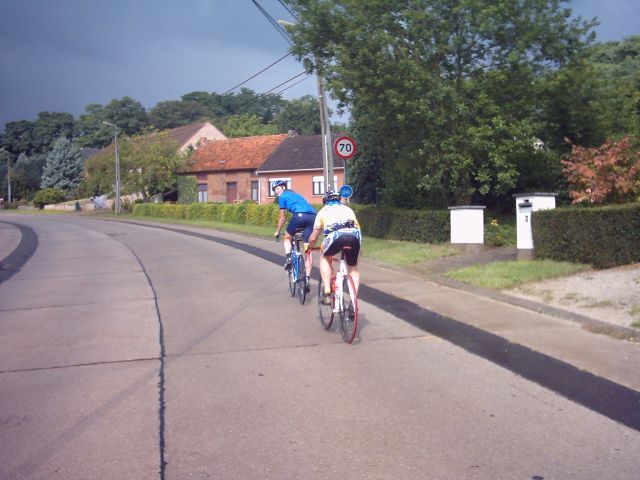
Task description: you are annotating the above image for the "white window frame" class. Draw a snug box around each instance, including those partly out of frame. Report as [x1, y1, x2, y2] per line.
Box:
[197, 184, 208, 202]
[312, 175, 338, 196]
[268, 178, 292, 197]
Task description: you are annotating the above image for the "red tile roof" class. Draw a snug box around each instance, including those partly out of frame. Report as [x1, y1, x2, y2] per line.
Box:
[186, 134, 288, 172]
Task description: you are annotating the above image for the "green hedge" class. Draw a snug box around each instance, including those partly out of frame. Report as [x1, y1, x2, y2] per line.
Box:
[133, 202, 282, 226]
[352, 205, 450, 243]
[133, 202, 451, 243]
[533, 203, 640, 268]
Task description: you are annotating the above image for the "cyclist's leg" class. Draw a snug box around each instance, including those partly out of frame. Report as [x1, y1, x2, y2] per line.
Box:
[301, 214, 315, 278]
[319, 253, 333, 294]
[347, 265, 360, 294]
[343, 235, 361, 294]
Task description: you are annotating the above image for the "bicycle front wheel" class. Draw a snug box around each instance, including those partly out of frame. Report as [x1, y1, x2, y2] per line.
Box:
[296, 255, 307, 305]
[340, 274, 358, 344]
[317, 279, 334, 329]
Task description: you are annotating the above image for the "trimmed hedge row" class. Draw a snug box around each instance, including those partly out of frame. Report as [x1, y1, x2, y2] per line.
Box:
[351, 205, 450, 243]
[133, 202, 283, 226]
[133, 202, 450, 243]
[533, 204, 640, 268]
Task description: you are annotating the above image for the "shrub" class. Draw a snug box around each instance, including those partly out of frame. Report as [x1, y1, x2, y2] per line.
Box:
[33, 188, 66, 208]
[352, 205, 449, 243]
[533, 203, 640, 268]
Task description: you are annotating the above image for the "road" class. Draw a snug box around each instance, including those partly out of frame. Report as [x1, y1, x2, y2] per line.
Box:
[1, 214, 639, 480]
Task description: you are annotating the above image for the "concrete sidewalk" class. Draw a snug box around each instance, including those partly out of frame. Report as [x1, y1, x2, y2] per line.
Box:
[2, 219, 638, 393]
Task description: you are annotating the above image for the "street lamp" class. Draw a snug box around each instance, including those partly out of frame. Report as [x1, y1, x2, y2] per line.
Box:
[102, 121, 121, 214]
[277, 19, 335, 192]
[0, 147, 10, 204]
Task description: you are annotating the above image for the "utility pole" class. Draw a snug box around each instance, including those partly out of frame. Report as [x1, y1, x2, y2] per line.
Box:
[278, 19, 335, 193]
[0, 147, 10, 204]
[316, 69, 335, 192]
[102, 122, 121, 214]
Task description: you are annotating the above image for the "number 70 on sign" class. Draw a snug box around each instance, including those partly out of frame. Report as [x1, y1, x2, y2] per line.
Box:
[333, 136, 356, 159]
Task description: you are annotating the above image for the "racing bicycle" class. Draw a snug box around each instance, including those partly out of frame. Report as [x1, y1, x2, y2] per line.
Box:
[277, 228, 309, 305]
[317, 246, 358, 344]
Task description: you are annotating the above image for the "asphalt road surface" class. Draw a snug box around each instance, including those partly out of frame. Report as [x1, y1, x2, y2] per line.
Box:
[1, 215, 638, 480]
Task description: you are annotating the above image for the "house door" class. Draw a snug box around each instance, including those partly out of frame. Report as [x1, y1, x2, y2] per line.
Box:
[226, 182, 237, 203]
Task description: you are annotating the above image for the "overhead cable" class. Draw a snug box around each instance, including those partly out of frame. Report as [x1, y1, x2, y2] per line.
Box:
[262, 71, 308, 95]
[222, 52, 292, 95]
[250, 0, 292, 45]
[275, 74, 312, 95]
[277, 0, 296, 19]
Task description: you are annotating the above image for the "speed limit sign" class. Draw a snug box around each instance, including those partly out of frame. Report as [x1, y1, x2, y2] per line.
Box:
[333, 136, 356, 159]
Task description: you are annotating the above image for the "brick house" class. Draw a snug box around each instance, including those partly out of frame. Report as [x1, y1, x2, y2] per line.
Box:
[256, 134, 345, 205]
[184, 134, 288, 203]
[147, 121, 227, 153]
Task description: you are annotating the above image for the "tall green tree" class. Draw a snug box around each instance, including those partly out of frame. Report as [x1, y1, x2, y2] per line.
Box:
[148, 100, 208, 129]
[1, 112, 74, 157]
[75, 97, 148, 148]
[286, 0, 596, 207]
[11, 152, 46, 200]
[40, 137, 84, 195]
[219, 114, 279, 137]
[82, 134, 186, 200]
[274, 95, 322, 134]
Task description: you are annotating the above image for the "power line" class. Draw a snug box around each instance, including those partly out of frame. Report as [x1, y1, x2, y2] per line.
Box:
[275, 74, 312, 95]
[222, 53, 292, 95]
[262, 71, 308, 95]
[250, 0, 292, 46]
[277, 0, 296, 19]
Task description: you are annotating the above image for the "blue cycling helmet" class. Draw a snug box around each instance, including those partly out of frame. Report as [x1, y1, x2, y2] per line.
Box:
[323, 190, 341, 204]
[272, 179, 287, 190]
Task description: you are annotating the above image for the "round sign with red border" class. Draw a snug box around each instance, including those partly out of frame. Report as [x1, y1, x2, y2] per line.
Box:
[333, 136, 356, 159]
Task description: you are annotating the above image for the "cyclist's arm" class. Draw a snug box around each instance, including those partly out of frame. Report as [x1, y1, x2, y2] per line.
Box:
[307, 226, 322, 251]
[274, 208, 287, 236]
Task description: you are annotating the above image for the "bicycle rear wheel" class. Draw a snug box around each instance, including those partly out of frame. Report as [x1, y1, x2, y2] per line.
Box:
[317, 279, 334, 329]
[296, 255, 307, 304]
[340, 274, 358, 344]
[288, 260, 296, 297]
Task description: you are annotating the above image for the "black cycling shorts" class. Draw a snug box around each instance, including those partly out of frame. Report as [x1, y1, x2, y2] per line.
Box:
[323, 233, 360, 266]
[286, 212, 316, 242]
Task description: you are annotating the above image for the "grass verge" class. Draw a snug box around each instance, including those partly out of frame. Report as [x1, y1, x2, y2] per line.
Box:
[445, 260, 590, 290]
[361, 237, 459, 266]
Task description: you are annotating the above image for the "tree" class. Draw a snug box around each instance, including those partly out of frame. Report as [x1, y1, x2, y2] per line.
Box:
[273, 95, 321, 134]
[562, 136, 640, 204]
[219, 114, 278, 138]
[588, 35, 640, 138]
[1, 112, 73, 157]
[12, 152, 46, 200]
[82, 133, 186, 200]
[118, 135, 185, 199]
[148, 100, 208, 130]
[75, 97, 148, 148]
[285, 0, 596, 207]
[40, 137, 84, 195]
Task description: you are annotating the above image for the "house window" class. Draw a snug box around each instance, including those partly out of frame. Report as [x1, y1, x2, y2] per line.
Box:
[268, 178, 291, 197]
[312, 176, 339, 196]
[251, 181, 259, 202]
[197, 184, 208, 202]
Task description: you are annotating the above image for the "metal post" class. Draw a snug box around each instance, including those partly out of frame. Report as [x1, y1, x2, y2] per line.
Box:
[316, 69, 334, 192]
[103, 122, 121, 214]
[0, 148, 10, 204]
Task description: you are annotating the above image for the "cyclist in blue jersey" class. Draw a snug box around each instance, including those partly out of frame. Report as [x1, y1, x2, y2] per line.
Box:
[272, 180, 317, 290]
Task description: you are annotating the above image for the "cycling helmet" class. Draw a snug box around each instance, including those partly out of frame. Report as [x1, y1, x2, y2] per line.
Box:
[323, 190, 341, 205]
[272, 179, 287, 190]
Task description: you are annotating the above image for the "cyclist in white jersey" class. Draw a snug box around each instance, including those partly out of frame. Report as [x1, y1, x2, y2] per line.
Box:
[307, 191, 362, 305]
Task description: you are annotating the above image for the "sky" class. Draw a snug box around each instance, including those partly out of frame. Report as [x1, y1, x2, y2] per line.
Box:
[0, 0, 639, 132]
